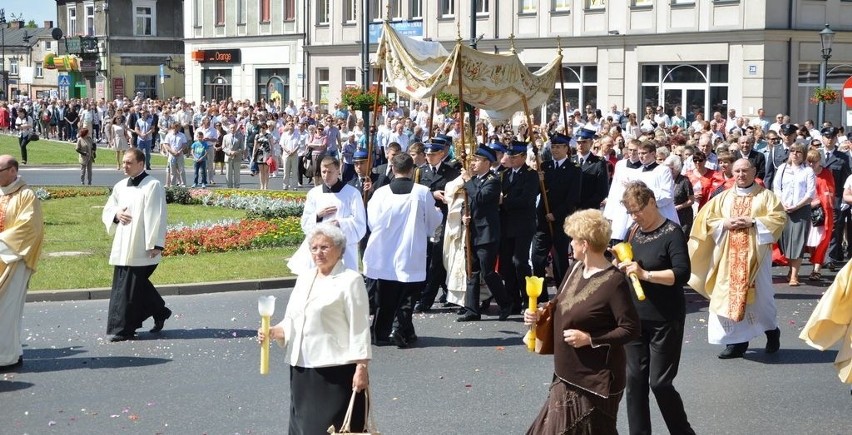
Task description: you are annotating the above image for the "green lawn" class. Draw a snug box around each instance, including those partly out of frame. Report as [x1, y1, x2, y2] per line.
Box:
[0, 134, 167, 167]
[32, 195, 298, 291]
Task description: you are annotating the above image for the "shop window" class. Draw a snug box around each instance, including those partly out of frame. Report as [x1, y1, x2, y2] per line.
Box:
[317, 68, 330, 112]
[257, 69, 290, 104]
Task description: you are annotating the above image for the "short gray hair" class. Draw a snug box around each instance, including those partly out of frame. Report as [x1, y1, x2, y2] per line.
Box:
[664, 154, 683, 173]
[307, 223, 347, 254]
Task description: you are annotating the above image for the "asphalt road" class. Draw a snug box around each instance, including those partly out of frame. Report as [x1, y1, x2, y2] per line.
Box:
[2, 276, 850, 434]
[22, 162, 305, 191]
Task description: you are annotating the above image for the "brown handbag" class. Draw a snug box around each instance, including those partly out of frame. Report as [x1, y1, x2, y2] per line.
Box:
[534, 299, 556, 355]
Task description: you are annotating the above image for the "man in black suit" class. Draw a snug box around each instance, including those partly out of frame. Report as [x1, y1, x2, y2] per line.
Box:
[457, 145, 511, 322]
[820, 126, 852, 269]
[531, 133, 583, 290]
[737, 136, 766, 181]
[498, 141, 539, 313]
[765, 124, 795, 189]
[415, 135, 461, 312]
[373, 142, 401, 189]
[573, 127, 609, 210]
[126, 106, 140, 149]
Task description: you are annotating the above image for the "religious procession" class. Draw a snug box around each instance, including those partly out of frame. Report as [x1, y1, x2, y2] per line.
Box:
[4, 20, 852, 435]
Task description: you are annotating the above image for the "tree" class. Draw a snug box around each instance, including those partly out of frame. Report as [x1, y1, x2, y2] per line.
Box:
[26, 20, 36, 28]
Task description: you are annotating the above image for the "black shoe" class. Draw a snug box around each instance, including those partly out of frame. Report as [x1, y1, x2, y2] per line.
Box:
[390, 330, 409, 348]
[480, 297, 493, 312]
[413, 303, 430, 313]
[108, 333, 135, 342]
[456, 312, 481, 322]
[150, 309, 172, 333]
[718, 342, 748, 359]
[456, 307, 467, 315]
[0, 356, 23, 372]
[765, 327, 781, 353]
[498, 307, 512, 321]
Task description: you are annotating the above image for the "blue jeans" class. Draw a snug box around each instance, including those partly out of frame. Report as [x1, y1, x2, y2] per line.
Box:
[194, 159, 208, 185]
[137, 139, 152, 168]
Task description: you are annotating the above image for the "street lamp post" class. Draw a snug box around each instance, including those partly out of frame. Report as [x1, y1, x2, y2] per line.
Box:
[818, 23, 835, 127]
[1, 9, 6, 101]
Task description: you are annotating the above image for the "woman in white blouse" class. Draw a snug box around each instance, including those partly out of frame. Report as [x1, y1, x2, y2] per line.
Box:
[772, 143, 816, 286]
[259, 223, 371, 434]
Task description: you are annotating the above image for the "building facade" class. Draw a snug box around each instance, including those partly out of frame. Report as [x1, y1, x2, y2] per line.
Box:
[0, 21, 56, 101]
[298, 0, 852, 126]
[54, 0, 185, 100]
[183, 0, 305, 104]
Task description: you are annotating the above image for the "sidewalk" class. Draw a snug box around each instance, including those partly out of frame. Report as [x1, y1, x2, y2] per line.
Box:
[25, 276, 298, 303]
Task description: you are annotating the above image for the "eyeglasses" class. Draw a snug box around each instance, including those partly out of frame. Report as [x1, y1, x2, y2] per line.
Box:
[625, 203, 649, 215]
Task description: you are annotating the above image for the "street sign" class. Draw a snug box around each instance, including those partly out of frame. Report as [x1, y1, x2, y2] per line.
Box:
[843, 76, 852, 106]
[58, 74, 70, 86]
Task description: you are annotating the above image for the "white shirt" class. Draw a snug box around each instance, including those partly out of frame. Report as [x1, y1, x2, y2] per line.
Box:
[773, 163, 815, 208]
[363, 183, 442, 282]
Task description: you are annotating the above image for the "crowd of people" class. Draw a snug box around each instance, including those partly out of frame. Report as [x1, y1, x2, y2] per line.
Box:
[5, 93, 852, 432]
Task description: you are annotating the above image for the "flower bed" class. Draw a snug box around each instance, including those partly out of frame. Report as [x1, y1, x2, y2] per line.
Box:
[164, 217, 303, 256]
[35, 186, 112, 201]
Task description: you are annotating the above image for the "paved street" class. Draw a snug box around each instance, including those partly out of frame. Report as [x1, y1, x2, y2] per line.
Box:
[2, 275, 850, 434]
[22, 162, 305, 192]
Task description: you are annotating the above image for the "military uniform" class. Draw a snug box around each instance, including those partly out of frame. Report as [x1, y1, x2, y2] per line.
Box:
[574, 152, 609, 210]
[499, 161, 539, 312]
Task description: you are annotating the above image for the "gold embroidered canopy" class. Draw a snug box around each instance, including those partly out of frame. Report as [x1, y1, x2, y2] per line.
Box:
[376, 22, 562, 124]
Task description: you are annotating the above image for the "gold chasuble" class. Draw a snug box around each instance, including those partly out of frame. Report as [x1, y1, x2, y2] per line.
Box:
[688, 184, 785, 321]
[0, 178, 44, 298]
[800, 260, 852, 384]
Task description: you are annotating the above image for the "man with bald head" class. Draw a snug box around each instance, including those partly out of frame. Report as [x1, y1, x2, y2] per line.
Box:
[0, 155, 44, 371]
[688, 159, 787, 359]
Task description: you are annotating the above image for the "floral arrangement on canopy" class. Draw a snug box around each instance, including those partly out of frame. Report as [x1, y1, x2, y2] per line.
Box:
[811, 87, 839, 104]
[340, 85, 390, 111]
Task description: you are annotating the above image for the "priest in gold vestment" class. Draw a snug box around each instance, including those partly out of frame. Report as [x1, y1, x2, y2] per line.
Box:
[688, 159, 786, 359]
[800, 259, 852, 384]
[0, 155, 44, 371]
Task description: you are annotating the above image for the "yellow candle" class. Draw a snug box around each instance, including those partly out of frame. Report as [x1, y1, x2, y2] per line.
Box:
[525, 276, 544, 352]
[260, 315, 271, 375]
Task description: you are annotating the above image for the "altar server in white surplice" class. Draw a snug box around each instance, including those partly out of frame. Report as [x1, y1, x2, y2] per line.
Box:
[287, 156, 366, 275]
[363, 154, 442, 348]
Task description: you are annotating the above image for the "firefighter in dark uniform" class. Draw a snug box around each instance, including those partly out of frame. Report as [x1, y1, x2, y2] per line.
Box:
[498, 141, 539, 313]
[573, 126, 609, 210]
[457, 144, 512, 322]
[531, 132, 583, 293]
[414, 135, 461, 312]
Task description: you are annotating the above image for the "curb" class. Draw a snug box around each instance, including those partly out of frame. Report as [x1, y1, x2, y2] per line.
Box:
[26, 277, 298, 303]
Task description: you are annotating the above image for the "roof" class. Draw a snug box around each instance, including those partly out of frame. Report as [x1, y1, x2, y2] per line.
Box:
[1, 27, 54, 49]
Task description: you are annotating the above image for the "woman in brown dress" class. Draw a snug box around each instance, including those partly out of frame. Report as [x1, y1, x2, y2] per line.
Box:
[525, 209, 640, 434]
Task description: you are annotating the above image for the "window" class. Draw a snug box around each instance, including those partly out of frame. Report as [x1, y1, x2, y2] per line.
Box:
[640, 64, 729, 123]
[343, 68, 358, 88]
[672, 0, 695, 4]
[216, 0, 225, 26]
[133, 0, 156, 36]
[284, 0, 296, 21]
[67, 6, 77, 36]
[588, 0, 605, 10]
[553, 0, 570, 11]
[520, 0, 535, 13]
[317, 0, 330, 24]
[135, 75, 158, 99]
[389, 0, 402, 18]
[632, 0, 652, 7]
[85, 3, 95, 36]
[317, 68, 330, 112]
[237, 0, 246, 24]
[798, 63, 850, 126]
[36, 62, 44, 78]
[475, 0, 489, 14]
[541, 66, 597, 125]
[193, 0, 201, 27]
[370, 0, 383, 21]
[10, 58, 18, 76]
[440, 0, 456, 17]
[202, 70, 232, 101]
[345, 0, 357, 23]
[411, 0, 423, 18]
[260, 0, 271, 23]
[257, 69, 290, 103]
